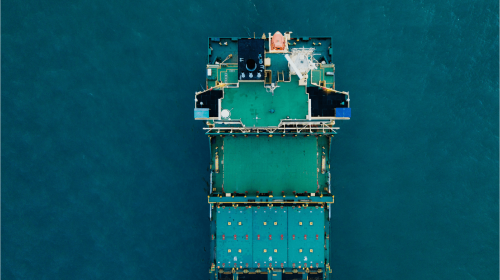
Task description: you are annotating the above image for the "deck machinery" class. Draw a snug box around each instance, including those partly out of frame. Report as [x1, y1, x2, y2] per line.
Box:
[194, 31, 351, 280]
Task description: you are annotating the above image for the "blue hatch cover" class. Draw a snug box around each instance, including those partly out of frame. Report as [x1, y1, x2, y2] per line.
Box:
[336, 108, 351, 118]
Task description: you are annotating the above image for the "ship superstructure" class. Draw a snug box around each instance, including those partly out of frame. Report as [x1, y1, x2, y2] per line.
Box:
[194, 31, 350, 280]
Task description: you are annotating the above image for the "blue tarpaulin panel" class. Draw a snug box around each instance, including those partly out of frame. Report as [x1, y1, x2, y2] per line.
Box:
[194, 108, 210, 119]
[335, 108, 351, 118]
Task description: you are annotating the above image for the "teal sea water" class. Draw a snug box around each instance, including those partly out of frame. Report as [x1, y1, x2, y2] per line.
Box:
[2, 0, 498, 279]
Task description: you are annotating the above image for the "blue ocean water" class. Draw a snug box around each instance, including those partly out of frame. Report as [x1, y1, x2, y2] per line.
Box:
[2, 0, 498, 279]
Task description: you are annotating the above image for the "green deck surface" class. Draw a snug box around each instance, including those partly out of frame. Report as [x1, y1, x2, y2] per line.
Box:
[211, 136, 330, 194]
[218, 65, 238, 84]
[211, 137, 224, 192]
[316, 136, 330, 191]
[207, 64, 238, 89]
[221, 75, 308, 127]
[222, 136, 318, 194]
[266, 53, 290, 83]
[310, 65, 335, 87]
[208, 38, 239, 64]
[207, 79, 216, 89]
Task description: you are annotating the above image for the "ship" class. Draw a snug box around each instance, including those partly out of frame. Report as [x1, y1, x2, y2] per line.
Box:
[194, 31, 350, 280]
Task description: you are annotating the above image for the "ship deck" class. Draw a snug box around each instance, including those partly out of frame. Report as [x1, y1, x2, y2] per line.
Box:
[221, 75, 308, 127]
[211, 135, 330, 195]
[202, 33, 343, 279]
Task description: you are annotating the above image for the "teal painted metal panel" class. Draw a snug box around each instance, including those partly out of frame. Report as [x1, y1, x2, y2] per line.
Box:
[214, 206, 328, 271]
[252, 207, 288, 269]
[216, 207, 253, 268]
[287, 207, 325, 268]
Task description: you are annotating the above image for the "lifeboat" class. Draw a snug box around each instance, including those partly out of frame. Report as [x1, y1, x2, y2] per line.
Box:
[271, 31, 285, 51]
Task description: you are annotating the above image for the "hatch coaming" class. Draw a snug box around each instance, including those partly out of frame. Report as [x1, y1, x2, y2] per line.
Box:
[209, 134, 331, 197]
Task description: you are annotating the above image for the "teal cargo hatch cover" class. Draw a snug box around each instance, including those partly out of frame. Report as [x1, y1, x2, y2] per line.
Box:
[287, 207, 325, 268]
[216, 207, 253, 268]
[215, 206, 325, 269]
[252, 207, 288, 268]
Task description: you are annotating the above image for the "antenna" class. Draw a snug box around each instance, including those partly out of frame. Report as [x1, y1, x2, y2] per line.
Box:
[254, 114, 261, 125]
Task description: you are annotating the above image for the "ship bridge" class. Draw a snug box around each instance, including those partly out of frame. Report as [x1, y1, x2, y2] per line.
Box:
[194, 31, 350, 280]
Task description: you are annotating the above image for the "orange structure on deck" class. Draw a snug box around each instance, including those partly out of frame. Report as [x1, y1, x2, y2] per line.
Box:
[271, 31, 285, 50]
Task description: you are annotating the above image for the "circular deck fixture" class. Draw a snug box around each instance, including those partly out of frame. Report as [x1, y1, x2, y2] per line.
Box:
[221, 109, 231, 119]
[246, 59, 257, 71]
